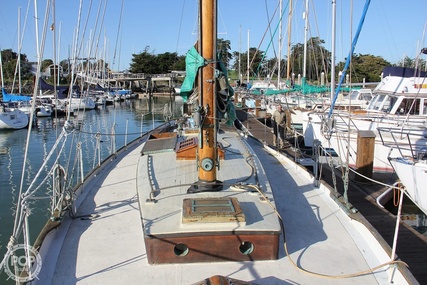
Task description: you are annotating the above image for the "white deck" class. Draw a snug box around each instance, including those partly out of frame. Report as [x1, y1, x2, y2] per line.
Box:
[138, 132, 280, 236]
[34, 127, 411, 285]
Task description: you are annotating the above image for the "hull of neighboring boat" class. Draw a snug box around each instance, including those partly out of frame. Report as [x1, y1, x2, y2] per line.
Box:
[35, 105, 53, 117]
[0, 109, 29, 130]
[71, 97, 96, 110]
[303, 112, 427, 172]
[57, 97, 96, 112]
[390, 158, 427, 215]
[302, 66, 427, 172]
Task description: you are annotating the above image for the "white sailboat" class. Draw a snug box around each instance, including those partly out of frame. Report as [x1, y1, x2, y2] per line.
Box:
[0, 104, 29, 130]
[0, 6, 31, 128]
[0, 58, 29, 130]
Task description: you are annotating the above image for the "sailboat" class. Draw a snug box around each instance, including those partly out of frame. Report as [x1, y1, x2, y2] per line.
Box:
[0, 8, 32, 128]
[0, 54, 29, 130]
[0, 1, 418, 284]
[0, 102, 29, 130]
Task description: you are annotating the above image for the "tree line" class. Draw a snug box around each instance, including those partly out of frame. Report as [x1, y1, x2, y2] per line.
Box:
[2, 36, 425, 92]
[129, 37, 426, 84]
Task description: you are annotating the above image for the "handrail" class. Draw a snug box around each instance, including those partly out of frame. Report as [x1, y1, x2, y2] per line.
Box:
[377, 127, 427, 160]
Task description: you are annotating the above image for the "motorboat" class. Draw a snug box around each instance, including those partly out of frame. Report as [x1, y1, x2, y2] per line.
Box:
[303, 66, 427, 172]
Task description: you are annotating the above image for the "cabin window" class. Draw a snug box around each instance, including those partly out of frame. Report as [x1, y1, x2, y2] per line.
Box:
[398, 98, 421, 115]
[368, 94, 386, 110]
[367, 95, 376, 109]
[422, 99, 427, 115]
[350, 91, 372, 101]
[380, 96, 394, 112]
[348, 91, 359, 100]
[361, 92, 373, 101]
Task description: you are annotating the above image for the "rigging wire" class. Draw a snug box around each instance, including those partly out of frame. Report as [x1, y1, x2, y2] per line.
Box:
[175, 0, 186, 53]
[11, 0, 31, 94]
[112, 0, 124, 70]
[3, 1, 55, 274]
[264, 0, 278, 60]
[13, 0, 52, 238]
[66, 0, 83, 122]
[327, 0, 371, 118]
[249, 1, 282, 79]
[308, 0, 328, 84]
[342, 0, 354, 209]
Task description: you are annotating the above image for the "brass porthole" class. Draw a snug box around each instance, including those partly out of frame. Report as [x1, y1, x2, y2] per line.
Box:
[239, 241, 254, 255]
[174, 243, 189, 257]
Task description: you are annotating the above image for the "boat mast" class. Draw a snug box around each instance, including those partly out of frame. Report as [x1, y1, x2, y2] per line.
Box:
[286, 0, 292, 81]
[0, 45, 4, 90]
[189, 0, 222, 192]
[238, 25, 241, 84]
[278, 0, 283, 89]
[330, 0, 336, 102]
[18, 7, 22, 94]
[247, 29, 250, 83]
[302, 0, 308, 85]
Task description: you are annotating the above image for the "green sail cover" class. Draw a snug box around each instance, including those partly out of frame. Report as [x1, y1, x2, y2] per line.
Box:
[180, 46, 206, 101]
[179, 46, 236, 126]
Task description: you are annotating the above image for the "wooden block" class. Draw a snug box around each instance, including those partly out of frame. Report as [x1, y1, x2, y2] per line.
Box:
[356, 130, 375, 181]
[176, 137, 225, 160]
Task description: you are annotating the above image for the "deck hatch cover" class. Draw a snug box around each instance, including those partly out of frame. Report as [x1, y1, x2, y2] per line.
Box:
[182, 197, 245, 223]
[141, 135, 177, 154]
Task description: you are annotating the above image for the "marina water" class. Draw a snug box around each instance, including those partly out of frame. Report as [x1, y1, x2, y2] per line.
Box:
[0, 96, 182, 283]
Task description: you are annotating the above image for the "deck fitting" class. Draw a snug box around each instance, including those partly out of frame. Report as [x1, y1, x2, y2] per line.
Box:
[187, 180, 223, 193]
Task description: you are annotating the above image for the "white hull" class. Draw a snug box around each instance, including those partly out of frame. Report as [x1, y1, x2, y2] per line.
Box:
[0, 108, 29, 130]
[36, 105, 53, 117]
[303, 112, 427, 172]
[303, 67, 427, 172]
[390, 158, 427, 215]
[57, 97, 96, 112]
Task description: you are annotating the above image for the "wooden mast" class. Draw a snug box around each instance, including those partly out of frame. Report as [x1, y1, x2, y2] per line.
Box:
[188, 0, 222, 193]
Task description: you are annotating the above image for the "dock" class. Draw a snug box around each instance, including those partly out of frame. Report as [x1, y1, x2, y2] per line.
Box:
[79, 72, 182, 92]
[236, 109, 427, 285]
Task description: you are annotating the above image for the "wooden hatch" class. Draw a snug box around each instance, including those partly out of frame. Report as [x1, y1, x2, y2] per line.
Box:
[176, 137, 225, 160]
[141, 132, 177, 154]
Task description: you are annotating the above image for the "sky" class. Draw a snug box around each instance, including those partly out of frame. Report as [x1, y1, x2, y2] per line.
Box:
[1, 0, 427, 73]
